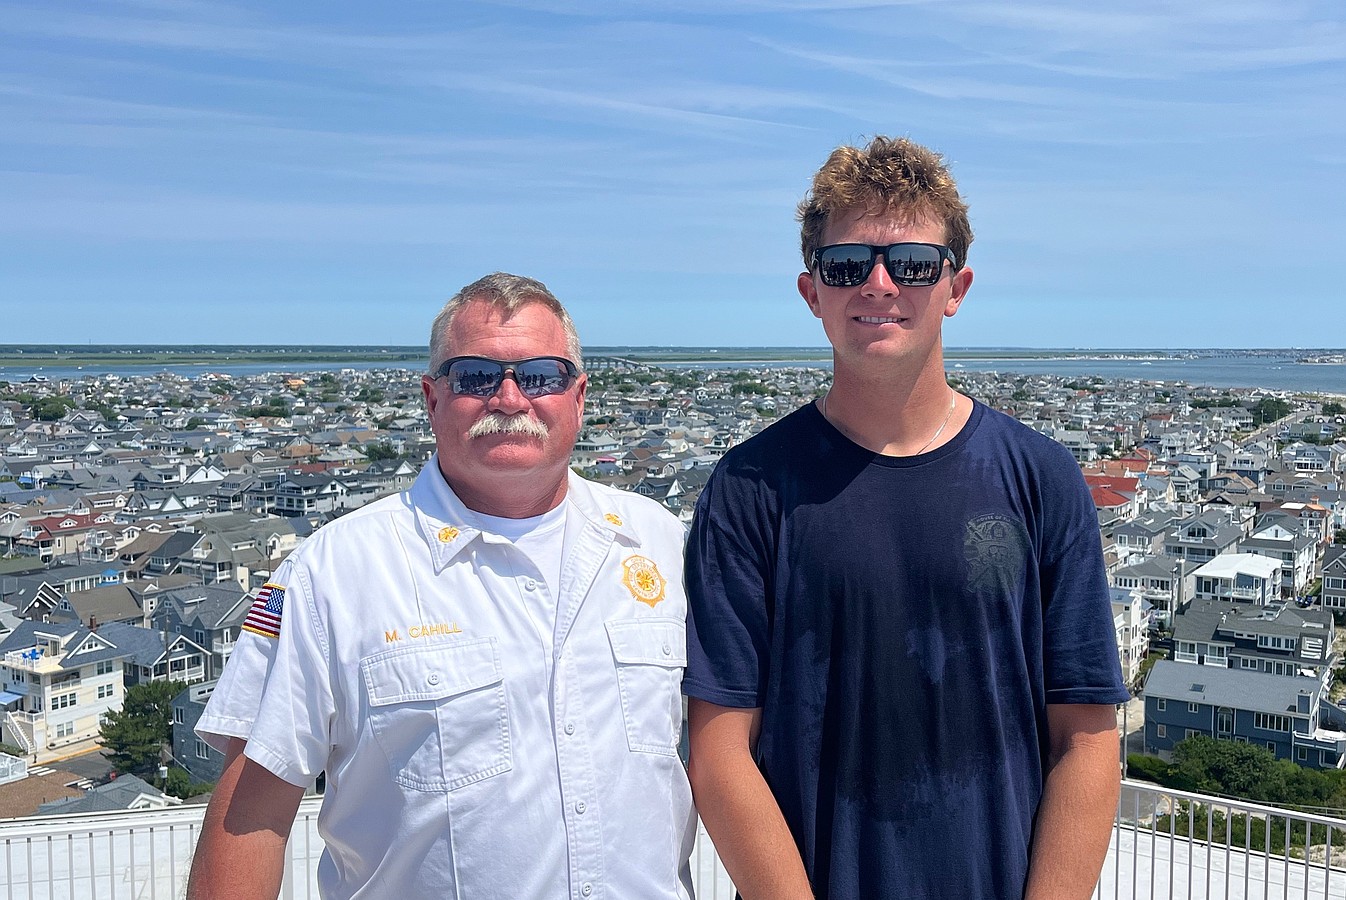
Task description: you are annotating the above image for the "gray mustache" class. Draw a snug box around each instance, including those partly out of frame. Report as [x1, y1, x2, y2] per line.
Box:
[468, 413, 549, 440]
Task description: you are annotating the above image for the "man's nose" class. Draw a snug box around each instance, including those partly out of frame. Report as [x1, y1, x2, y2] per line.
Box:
[486, 370, 532, 414]
[862, 254, 899, 295]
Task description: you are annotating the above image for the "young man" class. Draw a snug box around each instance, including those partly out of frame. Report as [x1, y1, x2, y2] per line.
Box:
[188, 273, 695, 898]
[683, 138, 1129, 899]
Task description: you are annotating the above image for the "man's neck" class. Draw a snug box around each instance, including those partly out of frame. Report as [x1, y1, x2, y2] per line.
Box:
[437, 462, 570, 519]
[823, 354, 967, 457]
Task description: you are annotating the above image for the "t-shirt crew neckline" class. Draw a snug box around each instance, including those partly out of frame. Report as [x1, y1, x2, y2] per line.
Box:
[810, 396, 985, 468]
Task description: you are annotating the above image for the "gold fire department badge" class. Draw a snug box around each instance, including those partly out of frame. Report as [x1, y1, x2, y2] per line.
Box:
[437, 526, 461, 543]
[621, 555, 666, 607]
[604, 513, 623, 527]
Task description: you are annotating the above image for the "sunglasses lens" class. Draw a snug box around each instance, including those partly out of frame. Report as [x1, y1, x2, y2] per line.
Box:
[444, 357, 575, 397]
[816, 245, 874, 287]
[884, 244, 945, 285]
[512, 359, 573, 397]
[447, 359, 506, 396]
[815, 243, 950, 287]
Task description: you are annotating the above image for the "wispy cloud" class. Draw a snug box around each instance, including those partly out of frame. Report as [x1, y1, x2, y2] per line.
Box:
[2, 0, 1342, 345]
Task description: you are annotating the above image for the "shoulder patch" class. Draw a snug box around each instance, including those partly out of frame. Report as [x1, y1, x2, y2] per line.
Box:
[241, 582, 286, 639]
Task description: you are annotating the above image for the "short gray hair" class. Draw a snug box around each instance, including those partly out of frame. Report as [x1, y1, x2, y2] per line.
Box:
[427, 273, 583, 375]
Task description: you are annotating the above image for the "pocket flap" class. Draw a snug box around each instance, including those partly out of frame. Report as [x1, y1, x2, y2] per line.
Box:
[606, 617, 687, 667]
[362, 637, 501, 706]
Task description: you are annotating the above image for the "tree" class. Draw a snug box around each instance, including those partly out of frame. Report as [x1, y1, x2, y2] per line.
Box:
[1171, 736, 1288, 801]
[1250, 397, 1292, 426]
[84, 401, 117, 421]
[99, 680, 188, 777]
[364, 441, 400, 461]
[31, 395, 76, 421]
[163, 765, 213, 799]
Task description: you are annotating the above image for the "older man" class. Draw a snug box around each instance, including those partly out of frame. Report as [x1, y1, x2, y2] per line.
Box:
[188, 273, 695, 898]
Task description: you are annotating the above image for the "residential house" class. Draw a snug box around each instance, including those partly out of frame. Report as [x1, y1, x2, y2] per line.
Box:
[1111, 586, 1150, 687]
[1144, 663, 1346, 768]
[96, 621, 210, 687]
[154, 584, 251, 677]
[1164, 512, 1245, 565]
[273, 473, 350, 518]
[1112, 555, 1187, 630]
[36, 774, 180, 815]
[171, 681, 227, 784]
[1239, 518, 1318, 598]
[1322, 546, 1346, 611]
[176, 514, 299, 588]
[1144, 599, 1345, 768]
[0, 620, 130, 758]
[1168, 599, 1334, 677]
[1274, 499, 1332, 547]
[1113, 513, 1176, 566]
[1189, 553, 1284, 606]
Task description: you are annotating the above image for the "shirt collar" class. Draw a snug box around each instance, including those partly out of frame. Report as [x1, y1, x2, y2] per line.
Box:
[411, 458, 481, 573]
[564, 469, 640, 545]
[410, 458, 641, 574]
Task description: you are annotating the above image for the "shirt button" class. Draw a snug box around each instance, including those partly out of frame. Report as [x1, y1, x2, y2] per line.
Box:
[564, 723, 575, 735]
[662, 643, 672, 655]
[582, 884, 593, 897]
[576, 801, 587, 814]
[427, 673, 440, 686]
[525, 579, 538, 591]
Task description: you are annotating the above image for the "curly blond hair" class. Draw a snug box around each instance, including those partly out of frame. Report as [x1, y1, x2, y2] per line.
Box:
[798, 136, 973, 272]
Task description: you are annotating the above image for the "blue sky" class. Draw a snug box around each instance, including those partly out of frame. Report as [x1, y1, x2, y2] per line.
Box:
[2, 1, 1344, 348]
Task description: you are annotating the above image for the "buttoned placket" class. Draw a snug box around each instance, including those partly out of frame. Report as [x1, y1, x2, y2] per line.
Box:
[550, 515, 614, 899]
[478, 531, 558, 675]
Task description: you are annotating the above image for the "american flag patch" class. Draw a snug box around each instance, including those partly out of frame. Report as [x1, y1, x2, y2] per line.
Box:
[242, 583, 286, 639]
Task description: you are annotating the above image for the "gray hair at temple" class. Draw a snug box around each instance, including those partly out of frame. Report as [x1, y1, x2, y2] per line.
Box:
[427, 272, 584, 375]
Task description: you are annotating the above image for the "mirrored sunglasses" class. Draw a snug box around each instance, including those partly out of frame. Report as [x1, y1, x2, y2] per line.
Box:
[812, 242, 957, 287]
[432, 355, 580, 398]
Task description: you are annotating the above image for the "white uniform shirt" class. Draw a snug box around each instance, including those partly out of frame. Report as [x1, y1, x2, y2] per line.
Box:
[198, 460, 696, 899]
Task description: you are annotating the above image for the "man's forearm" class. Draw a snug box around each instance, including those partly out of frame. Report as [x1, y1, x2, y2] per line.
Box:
[1023, 709, 1121, 900]
[187, 739, 302, 900]
[687, 701, 814, 900]
[692, 752, 814, 900]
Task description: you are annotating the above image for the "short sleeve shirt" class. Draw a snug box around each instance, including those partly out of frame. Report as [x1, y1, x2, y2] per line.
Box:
[683, 401, 1130, 899]
[199, 462, 696, 899]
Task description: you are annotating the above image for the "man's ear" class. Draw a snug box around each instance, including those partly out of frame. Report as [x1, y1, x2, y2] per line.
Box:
[944, 265, 974, 318]
[798, 272, 822, 319]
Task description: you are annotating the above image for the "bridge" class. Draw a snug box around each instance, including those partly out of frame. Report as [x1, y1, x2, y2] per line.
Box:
[582, 355, 660, 373]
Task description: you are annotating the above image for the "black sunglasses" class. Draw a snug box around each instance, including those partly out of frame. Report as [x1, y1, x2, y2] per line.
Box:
[431, 356, 580, 398]
[811, 242, 957, 287]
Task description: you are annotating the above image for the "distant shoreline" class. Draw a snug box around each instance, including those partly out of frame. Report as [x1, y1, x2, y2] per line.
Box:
[0, 346, 1340, 368]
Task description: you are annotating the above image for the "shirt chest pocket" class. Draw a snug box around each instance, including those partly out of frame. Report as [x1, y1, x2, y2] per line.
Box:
[360, 637, 512, 792]
[606, 618, 687, 757]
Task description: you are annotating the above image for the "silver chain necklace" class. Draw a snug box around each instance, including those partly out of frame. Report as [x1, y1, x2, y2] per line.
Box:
[818, 389, 957, 455]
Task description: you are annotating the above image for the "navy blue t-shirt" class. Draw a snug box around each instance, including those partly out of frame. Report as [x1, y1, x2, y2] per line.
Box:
[683, 400, 1130, 899]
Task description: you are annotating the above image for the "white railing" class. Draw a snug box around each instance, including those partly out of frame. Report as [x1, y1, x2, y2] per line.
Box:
[1101, 780, 1346, 899]
[3, 781, 1346, 898]
[0, 754, 26, 786]
[4, 711, 37, 752]
[0, 799, 733, 900]
[4, 650, 58, 674]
